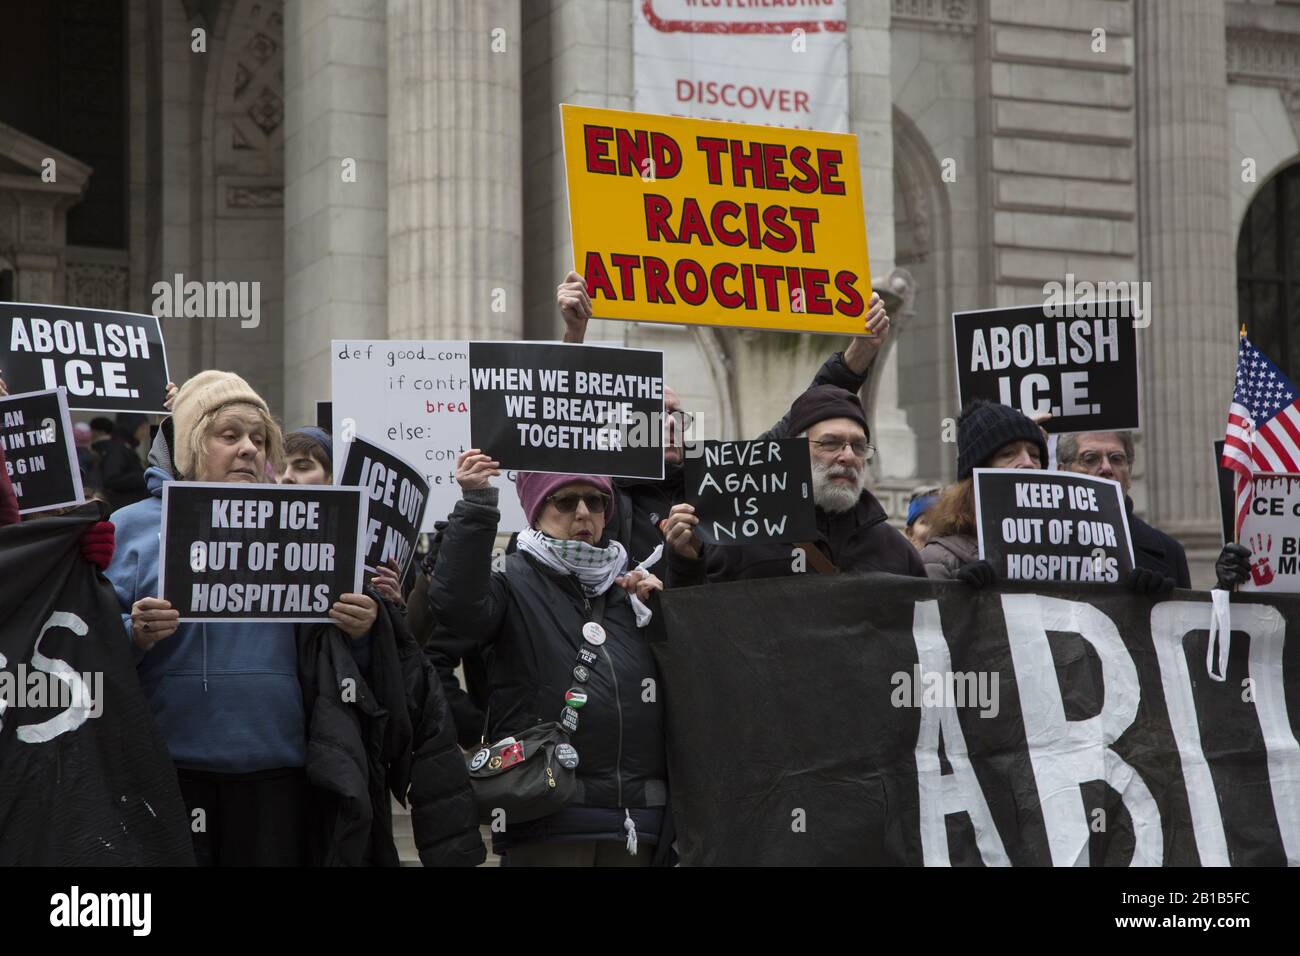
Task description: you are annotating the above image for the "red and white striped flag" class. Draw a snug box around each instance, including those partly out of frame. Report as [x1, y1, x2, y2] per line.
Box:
[1222, 328, 1300, 538]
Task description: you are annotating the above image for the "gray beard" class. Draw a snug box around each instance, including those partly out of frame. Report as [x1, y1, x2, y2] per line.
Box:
[812, 460, 865, 513]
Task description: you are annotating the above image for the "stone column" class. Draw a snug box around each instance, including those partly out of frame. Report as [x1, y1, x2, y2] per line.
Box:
[1136, 0, 1236, 550]
[387, 0, 522, 340]
[849, 0, 916, 482]
[283, 0, 389, 428]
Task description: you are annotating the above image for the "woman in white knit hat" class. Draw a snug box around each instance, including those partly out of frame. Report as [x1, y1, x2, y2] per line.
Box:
[105, 370, 378, 866]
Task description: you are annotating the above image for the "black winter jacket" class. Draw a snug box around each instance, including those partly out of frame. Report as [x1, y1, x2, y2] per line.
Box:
[669, 489, 926, 585]
[297, 596, 485, 867]
[1128, 498, 1191, 588]
[94, 435, 148, 513]
[427, 489, 668, 816]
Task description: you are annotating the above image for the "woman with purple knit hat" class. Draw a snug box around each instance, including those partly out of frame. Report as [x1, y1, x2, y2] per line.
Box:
[426, 449, 669, 866]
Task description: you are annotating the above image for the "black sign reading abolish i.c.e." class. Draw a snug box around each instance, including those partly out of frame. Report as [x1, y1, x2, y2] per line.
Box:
[685, 439, 816, 545]
[0, 303, 171, 414]
[953, 302, 1139, 433]
[0, 388, 84, 514]
[338, 436, 429, 581]
[973, 468, 1134, 584]
[159, 483, 367, 622]
[468, 341, 665, 479]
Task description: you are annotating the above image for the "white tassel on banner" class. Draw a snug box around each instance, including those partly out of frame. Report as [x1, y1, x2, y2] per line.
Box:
[624, 808, 638, 856]
[1206, 589, 1232, 682]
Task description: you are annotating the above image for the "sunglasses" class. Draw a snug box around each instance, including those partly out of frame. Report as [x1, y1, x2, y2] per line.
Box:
[547, 492, 612, 514]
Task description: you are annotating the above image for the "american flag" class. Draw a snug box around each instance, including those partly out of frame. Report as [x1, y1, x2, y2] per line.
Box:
[1222, 330, 1300, 538]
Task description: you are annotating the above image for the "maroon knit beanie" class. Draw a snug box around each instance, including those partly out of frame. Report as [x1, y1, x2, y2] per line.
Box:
[515, 472, 617, 527]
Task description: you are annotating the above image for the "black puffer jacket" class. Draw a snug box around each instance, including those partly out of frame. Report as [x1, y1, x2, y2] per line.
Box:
[297, 597, 485, 867]
[427, 488, 668, 819]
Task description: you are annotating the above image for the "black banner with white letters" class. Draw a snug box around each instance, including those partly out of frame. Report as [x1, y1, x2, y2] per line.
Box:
[468, 341, 664, 479]
[953, 303, 1139, 433]
[0, 303, 170, 414]
[685, 438, 815, 545]
[338, 436, 429, 580]
[0, 506, 194, 865]
[0, 388, 84, 514]
[654, 574, 1300, 866]
[159, 483, 366, 622]
[973, 468, 1134, 583]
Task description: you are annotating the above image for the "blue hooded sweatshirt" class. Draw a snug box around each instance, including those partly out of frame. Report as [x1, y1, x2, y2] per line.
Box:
[106, 466, 305, 773]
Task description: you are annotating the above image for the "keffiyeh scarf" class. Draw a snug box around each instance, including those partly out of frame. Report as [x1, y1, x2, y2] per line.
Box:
[516, 529, 660, 627]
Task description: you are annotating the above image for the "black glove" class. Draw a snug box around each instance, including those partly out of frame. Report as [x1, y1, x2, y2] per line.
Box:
[1215, 543, 1252, 591]
[1126, 566, 1175, 595]
[955, 559, 997, 590]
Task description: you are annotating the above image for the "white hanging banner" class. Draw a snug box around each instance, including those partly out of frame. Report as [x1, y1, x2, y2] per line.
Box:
[633, 0, 848, 132]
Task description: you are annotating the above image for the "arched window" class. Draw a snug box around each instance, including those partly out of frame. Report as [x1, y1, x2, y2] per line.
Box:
[1237, 163, 1300, 379]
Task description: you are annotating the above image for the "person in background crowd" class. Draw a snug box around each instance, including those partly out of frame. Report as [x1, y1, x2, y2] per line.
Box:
[1055, 430, 1252, 592]
[905, 485, 939, 551]
[919, 400, 1047, 586]
[89, 416, 116, 444]
[663, 385, 926, 583]
[279, 425, 404, 606]
[279, 426, 333, 485]
[1056, 431, 1190, 590]
[94, 412, 150, 513]
[73, 421, 100, 490]
[429, 452, 668, 867]
[105, 372, 388, 865]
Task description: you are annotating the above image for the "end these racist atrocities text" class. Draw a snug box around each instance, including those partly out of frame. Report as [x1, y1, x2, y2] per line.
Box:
[564, 107, 872, 331]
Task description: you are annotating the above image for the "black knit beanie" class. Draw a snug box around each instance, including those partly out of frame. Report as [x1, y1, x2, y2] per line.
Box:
[787, 384, 869, 439]
[956, 400, 1047, 479]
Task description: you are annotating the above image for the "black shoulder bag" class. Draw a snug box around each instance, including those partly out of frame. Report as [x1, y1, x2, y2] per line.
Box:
[463, 593, 605, 825]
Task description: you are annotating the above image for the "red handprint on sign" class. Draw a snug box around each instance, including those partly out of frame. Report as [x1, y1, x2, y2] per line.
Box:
[1250, 534, 1274, 586]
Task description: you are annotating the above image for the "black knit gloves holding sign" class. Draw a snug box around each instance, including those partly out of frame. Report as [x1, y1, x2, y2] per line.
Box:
[955, 559, 998, 589]
[1126, 567, 1175, 595]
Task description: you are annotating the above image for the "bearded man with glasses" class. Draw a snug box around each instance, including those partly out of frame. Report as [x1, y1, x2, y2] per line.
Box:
[662, 385, 925, 584]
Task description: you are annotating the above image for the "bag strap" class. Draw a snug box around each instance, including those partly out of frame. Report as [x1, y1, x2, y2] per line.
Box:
[795, 540, 837, 575]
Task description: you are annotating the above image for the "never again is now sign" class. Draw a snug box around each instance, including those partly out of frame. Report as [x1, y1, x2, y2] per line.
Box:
[562, 104, 871, 335]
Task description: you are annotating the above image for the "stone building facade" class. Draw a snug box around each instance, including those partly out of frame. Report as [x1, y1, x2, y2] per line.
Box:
[3, 0, 1300, 586]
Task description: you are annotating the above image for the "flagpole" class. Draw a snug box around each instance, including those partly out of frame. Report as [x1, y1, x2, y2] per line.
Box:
[1235, 324, 1246, 547]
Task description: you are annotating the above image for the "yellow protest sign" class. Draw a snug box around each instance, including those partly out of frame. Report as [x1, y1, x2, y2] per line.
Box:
[561, 104, 871, 336]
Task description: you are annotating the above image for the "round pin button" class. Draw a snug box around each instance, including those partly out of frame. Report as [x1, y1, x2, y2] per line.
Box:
[582, 622, 607, 646]
[564, 687, 588, 709]
[555, 743, 579, 770]
[469, 748, 490, 772]
[572, 664, 590, 683]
